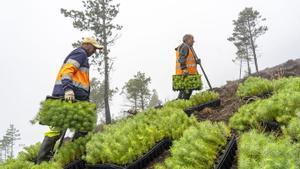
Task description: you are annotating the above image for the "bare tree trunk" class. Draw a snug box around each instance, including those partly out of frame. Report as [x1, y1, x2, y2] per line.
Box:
[141, 95, 144, 110]
[102, 3, 111, 124]
[10, 142, 13, 158]
[246, 59, 251, 75]
[104, 54, 111, 124]
[239, 59, 242, 79]
[247, 20, 259, 73]
[134, 96, 137, 111]
[246, 46, 252, 75]
[249, 35, 258, 73]
[103, 51, 111, 124]
[4, 146, 7, 160]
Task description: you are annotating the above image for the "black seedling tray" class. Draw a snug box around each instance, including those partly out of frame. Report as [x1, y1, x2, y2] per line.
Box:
[242, 92, 272, 103]
[86, 138, 172, 169]
[86, 164, 124, 169]
[172, 87, 202, 91]
[184, 99, 221, 116]
[262, 121, 280, 132]
[214, 134, 237, 169]
[64, 160, 86, 169]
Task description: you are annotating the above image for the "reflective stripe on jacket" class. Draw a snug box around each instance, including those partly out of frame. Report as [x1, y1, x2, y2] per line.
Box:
[175, 44, 198, 75]
[52, 47, 90, 101]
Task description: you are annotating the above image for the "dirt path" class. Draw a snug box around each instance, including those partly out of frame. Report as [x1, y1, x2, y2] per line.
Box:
[194, 58, 300, 122]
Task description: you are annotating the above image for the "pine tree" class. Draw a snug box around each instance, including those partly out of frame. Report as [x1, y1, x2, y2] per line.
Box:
[122, 72, 152, 111]
[0, 139, 3, 162]
[228, 7, 268, 73]
[61, 0, 122, 124]
[4, 124, 21, 158]
[3, 136, 9, 160]
[148, 89, 162, 108]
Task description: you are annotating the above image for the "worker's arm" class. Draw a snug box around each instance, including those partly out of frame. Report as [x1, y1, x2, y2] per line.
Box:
[60, 49, 86, 92]
[178, 44, 189, 70]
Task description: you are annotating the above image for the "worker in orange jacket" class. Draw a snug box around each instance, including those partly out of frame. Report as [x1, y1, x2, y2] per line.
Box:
[175, 34, 200, 99]
[36, 37, 103, 164]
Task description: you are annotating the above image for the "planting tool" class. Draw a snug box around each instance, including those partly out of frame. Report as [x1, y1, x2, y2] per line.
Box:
[191, 47, 213, 90]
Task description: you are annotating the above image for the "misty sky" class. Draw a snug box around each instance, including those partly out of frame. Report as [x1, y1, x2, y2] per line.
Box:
[0, 0, 299, 154]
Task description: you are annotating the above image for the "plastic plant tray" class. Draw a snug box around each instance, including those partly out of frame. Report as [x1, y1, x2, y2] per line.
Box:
[214, 134, 237, 169]
[184, 99, 221, 116]
[86, 138, 172, 169]
[262, 121, 280, 132]
[64, 160, 86, 169]
[242, 92, 272, 103]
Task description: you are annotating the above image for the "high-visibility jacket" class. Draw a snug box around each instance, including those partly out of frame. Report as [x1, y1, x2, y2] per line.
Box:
[175, 44, 198, 75]
[52, 47, 90, 101]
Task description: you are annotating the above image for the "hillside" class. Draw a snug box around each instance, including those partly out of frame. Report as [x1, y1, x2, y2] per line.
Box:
[146, 58, 300, 169]
[1, 58, 300, 169]
[196, 58, 300, 122]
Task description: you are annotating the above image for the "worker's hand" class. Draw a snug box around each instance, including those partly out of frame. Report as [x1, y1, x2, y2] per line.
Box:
[196, 58, 201, 64]
[64, 90, 75, 101]
[183, 69, 189, 77]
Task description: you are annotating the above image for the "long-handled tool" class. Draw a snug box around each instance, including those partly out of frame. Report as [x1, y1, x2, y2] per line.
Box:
[52, 129, 67, 158]
[57, 130, 67, 149]
[191, 47, 213, 90]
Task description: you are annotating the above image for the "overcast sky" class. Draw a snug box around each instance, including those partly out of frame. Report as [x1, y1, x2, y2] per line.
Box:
[0, 0, 299, 154]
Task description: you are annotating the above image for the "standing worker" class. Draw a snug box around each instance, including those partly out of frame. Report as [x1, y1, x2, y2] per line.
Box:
[175, 34, 201, 99]
[36, 37, 103, 164]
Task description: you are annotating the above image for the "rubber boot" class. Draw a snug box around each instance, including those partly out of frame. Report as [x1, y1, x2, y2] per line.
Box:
[36, 136, 60, 164]
[177, 90, 185, 99]
[178, 90, 193, 100]
[183, 90, 193, 100]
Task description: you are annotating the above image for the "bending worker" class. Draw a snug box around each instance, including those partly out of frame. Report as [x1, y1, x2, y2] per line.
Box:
[175, 34, 201, 99]
[36, 37, 103, 164]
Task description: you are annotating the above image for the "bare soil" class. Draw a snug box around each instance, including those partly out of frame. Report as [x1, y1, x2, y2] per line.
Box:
[145, 58, 300, 169]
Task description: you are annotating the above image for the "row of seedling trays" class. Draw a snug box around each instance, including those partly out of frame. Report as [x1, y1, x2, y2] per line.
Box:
[63, 99, 239, 169]
[62, 138, 171, 169]
[64, 135, 237, 169]
[64, 136, 237, 169]
[242, 92, 281, 132]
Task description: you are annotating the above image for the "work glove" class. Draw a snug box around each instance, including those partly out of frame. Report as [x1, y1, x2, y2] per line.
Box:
[196, 58, 201, 64]
[183, 69, 189, 77]
[64, 90, 75, 101]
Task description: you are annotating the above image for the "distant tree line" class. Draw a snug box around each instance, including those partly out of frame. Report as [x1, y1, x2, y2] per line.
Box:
[0, 124, 20, 162]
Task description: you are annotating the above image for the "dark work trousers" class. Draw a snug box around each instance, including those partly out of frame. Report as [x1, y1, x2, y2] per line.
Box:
[177, 89, 193, 100]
